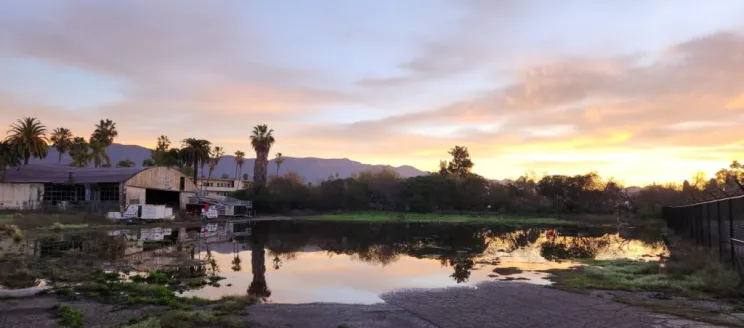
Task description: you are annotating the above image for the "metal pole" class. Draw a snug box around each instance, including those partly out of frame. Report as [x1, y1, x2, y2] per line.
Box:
[707, 203, 712, 248]
[692, 205, 703, 245]
[718, 200, 723, 261]
[729, 198, 735, 269]
[700, 205, 706, 246]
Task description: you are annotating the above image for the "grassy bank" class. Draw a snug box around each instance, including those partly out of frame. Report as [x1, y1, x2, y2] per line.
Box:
[302, 211, 583, 225]
[547, 238, 743, 300]
[545, 251, 744, 326]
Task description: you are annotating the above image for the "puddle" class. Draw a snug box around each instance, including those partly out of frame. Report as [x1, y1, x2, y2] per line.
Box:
[1, 221, 667, 304]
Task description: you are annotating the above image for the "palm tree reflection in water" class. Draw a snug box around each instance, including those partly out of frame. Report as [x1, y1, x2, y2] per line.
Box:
[248, 232, 271, 301]
[231, 241, 242, 272]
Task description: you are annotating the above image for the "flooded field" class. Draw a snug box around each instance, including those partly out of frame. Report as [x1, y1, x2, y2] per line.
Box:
[0, 221, 668, 304]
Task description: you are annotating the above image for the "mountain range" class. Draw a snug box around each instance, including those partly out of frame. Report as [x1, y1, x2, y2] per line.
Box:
[31, 144, 427, 182]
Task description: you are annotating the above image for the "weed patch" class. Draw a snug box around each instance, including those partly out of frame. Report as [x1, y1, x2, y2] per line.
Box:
[547, 257, 742, 299]
[50, 222, 89, 230]
[214, 295, 259, 313]
[57, 305, 84, 328]
[1, 224, 24, 243]
[121, 310, 243, 328]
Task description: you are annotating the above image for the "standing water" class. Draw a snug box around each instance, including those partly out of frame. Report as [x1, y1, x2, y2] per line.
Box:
[1, 221, 667, 304]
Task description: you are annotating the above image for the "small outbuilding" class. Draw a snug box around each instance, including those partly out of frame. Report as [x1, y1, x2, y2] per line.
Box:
[0, 165, 198, 211]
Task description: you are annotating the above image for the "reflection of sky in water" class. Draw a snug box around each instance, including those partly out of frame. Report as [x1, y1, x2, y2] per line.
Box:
[181, 231, 668, 304]
[182, 252, 462, 303]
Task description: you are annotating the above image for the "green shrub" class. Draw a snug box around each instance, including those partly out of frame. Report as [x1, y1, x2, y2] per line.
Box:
[57, 305, 84, 328]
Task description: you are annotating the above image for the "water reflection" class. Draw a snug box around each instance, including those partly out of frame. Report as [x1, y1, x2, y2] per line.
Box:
[1, 221, 667, 303]
[181, 221, 666, 303]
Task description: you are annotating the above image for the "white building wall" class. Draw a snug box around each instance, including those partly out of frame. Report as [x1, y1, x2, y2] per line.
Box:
[179, 192, 196, 209]
[0, 183, 44, 210]
[124, 186, 146, 205]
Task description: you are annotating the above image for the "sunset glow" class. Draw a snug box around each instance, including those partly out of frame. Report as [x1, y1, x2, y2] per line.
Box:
[2, 1, 743, 185]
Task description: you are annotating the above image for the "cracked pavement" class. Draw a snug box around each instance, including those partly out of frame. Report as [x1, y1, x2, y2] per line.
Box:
[0, 282, 728, 327]
[247, 282, 725, 328]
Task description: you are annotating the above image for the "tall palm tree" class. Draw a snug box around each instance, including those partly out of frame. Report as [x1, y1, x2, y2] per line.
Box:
[89, 140, 111, 168]
[49, 127, 74, 164]
[250, 124, 275, 188]
[207, 146, 224, 181]
[5, 117, 49, 165]
[234, 150, 245, 180]
[69, 137, 90, 167]
[181, 138, 211, 182]
[0, 141, 21, 181]
[91, 119, 118, 146]
[274, 152, 285, 176]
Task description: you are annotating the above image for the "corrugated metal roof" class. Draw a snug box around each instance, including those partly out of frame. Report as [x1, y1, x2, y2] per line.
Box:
[1, 165, 146, 184]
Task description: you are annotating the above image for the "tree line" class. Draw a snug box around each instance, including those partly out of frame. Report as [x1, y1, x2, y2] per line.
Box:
[1, 117, 123, 179]
[3, 116, 742, 217]
[139, 125, 282, 187]
[0, 117, 285, 194]
[236, 146, 744, 218]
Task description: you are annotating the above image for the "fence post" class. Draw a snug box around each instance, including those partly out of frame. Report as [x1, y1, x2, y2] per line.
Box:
[699, 204, 704, 245]
[718, 200, 723, 261]
[729, 198, 735, 270]
[707, 203, 712, 248]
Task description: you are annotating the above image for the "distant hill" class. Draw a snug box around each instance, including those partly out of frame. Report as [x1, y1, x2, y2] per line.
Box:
[32, 144, 426, 183]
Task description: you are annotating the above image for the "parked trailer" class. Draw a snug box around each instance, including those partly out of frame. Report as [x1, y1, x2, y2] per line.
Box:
[107, 204, 175, 222]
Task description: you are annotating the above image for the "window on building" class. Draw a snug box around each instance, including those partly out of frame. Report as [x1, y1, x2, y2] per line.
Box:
[98, 183, 120, 201]
[44, 184, 85, 202]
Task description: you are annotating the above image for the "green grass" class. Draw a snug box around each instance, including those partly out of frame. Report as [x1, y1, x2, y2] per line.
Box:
[57, 305, 84, 328]
[303, 211, 574, 225]
[547, 258, 742, 299]
[54, 270, 256, 313]
[48, 222, 89, 230]
[121, 310, 243, 328]
[214, 295, 260, 313]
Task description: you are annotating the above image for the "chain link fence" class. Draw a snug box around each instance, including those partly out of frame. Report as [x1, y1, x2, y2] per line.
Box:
[0, 200, 122, 215]
[662, 195, 744, 277]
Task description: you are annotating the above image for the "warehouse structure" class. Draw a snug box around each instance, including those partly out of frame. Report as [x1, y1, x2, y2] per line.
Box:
[0, 165, 198, 211]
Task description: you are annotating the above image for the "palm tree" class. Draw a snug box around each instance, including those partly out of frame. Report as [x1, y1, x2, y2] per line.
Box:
[274, 152, 285, 176]
[250, 124, 275, 188]
[49, 127, 73, 164]
[181, 138, 211, 182]
[88, 140, 110, 168]
[69, 137, 90, 167]
[0, 141, 21, 181]
[234, 150, 245, 180]
[91, 119, 118, 146]
[5, 117, 49, 165]
[207, 146, 225, 181]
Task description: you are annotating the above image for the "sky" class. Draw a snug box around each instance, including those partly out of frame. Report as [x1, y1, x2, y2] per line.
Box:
[1, 0, 743, 185]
